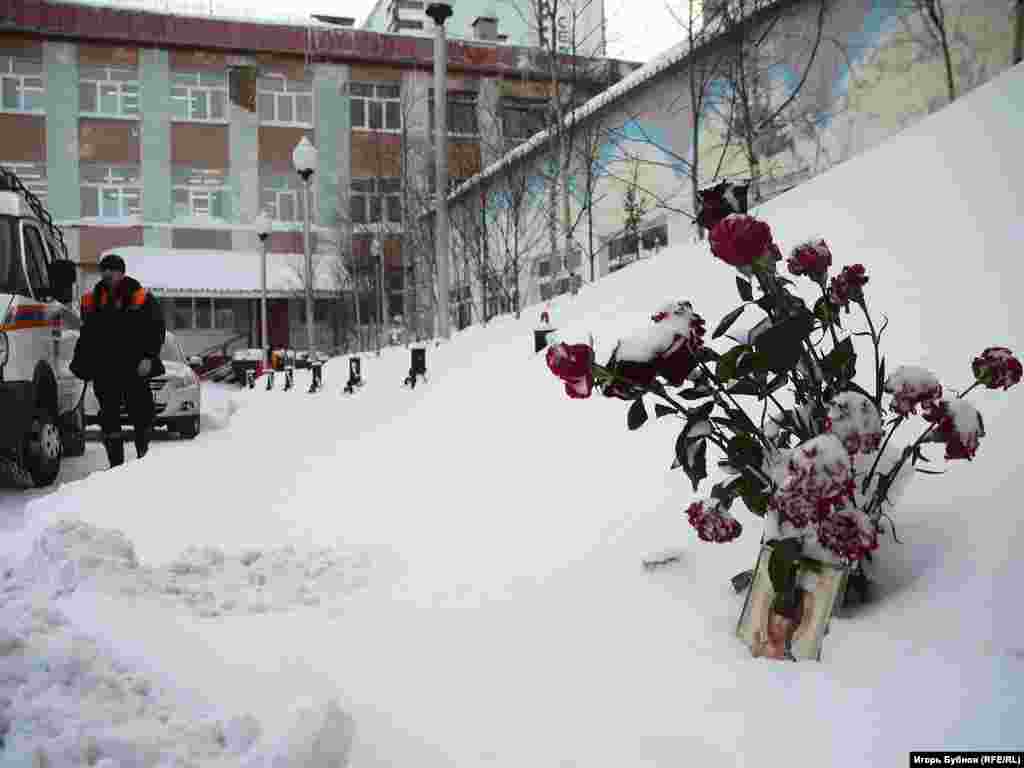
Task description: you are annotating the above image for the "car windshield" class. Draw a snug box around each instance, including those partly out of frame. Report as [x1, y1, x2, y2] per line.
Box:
[160, 339, 184, 363]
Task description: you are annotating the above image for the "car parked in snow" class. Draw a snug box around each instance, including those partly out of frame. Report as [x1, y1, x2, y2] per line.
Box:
[84, 332, 201, 439]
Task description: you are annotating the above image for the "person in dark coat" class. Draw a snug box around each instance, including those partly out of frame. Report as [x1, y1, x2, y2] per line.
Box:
[71, 253, 166, 468]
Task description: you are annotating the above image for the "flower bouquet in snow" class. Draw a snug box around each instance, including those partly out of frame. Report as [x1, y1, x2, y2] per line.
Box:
[545, 180, 1022, 623]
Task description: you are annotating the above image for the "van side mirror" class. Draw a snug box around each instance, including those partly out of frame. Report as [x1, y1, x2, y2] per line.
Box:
[47, 261, 77, 305]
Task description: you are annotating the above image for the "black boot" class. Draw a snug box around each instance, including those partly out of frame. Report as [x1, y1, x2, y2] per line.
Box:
[135, 434, 149, 459]
[104, 436, 125, 468]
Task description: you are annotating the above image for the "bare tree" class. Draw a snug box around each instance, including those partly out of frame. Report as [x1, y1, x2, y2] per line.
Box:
[1015, 0, 1024, 65]
[711, 0, 828, 204]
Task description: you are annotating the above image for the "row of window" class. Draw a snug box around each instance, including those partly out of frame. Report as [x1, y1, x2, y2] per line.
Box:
[607, 224, 669, 272]
[3, 54, 552, 143]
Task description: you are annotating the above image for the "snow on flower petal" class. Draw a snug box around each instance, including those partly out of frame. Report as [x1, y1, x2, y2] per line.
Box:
[770, 434, 855, 531]
[685, 498, 742, 543]
[825, 391, 883, 455]
[972, 347, 1023, 391]
[614, 301, 706, 386]
[884, 365, 943, 416]
[923, 398, 985, 460]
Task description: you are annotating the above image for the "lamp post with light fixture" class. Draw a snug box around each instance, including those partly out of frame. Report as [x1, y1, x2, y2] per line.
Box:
[254, 212, 271, 371]
[426, 1, 453, 341]
[292, 136, 318, 358]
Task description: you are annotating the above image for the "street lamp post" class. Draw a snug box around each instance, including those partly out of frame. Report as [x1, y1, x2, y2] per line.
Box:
[426, 1, 453, 341]
[254, 213, 271, 371]
[292, 137, 319, 359]
[371, 237, 382, 357]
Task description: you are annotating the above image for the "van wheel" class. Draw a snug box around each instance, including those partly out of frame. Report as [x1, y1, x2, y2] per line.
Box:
[62, 400, 87, 458]
[25, 408, 62, 487]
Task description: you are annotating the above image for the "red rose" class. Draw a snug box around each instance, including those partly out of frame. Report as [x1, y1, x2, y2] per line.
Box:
[828, 264, 869, 307]
[709, 215, 776, 272]
[884, 365, 943, 416]
[787, 239, 833, 284]
[546, 343, 595, 399]
[972, 347, 1023, 391]
[696, 181, 749, 231]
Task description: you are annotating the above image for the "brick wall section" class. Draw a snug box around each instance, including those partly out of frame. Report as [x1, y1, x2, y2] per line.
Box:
[170, 124, 229, 168]
[0, 116, 45, 162]
[350, 132, 401, 177]
[78, 225, 143, 267]
[79, 120, 141, 164]
[258, 126, 315, 174]
[78, 42, 137, 66]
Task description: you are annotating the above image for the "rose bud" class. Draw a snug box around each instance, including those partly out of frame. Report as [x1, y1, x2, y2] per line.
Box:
[546, 342, 595, 399]
[971, 347, 1023, 391]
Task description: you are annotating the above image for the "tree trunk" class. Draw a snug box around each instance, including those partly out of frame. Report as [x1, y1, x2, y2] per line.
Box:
[928, 1, 957, 103]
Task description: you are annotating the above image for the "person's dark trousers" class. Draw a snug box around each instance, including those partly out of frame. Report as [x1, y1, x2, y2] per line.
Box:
[93, 375, 155, 467]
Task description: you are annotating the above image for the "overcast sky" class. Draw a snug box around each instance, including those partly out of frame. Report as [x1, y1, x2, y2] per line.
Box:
[130, 0, 690, 64]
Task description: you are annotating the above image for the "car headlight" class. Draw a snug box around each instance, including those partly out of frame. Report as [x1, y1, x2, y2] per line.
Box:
[0, 331, 8, 367]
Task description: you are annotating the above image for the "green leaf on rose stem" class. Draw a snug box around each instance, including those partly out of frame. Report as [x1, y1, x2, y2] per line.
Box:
[753, 312, 816, 375]
[877, 356, 886, 403]
[813, 296, 842, 329]
[717, 344, 754, 382]
[820, 336, 856, 383]
[627, 398, 649, 431]
[679, 386, 715, 400]
[756, 294, 776, 314]
[654, 403, 676, 419]
[915, 468, 946, 475]
[726, 378, 762, 396]
[713, 305, 747, 340]
[736, 275, 754, 302]
[845, 380, 875, 403]
[683, 438, 708, 493]
[709, 482, 736, 508]
[727, 433, 765, 470]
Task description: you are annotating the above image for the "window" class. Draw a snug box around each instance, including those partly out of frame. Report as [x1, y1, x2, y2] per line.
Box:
[173, 167, 228, 219]
[535, 259, 551, 278]
[350, 178, 401, 224]
[79, 65, 139, 118]
[195, 299, 212, 330]
[396, 20, 424, 29]
[502, 98, 547, 141]
[170, 70, 228, 122]
[350, 83, 401, 131]
[641, 224, 668, 251]
[0, 55, 44, 113]
[429, 90, 478, 136]
[172, 298, 193, 329]
[258, 74, 313, 127]
[213, 299, 235, 330]
[21, 224, 50, 299]
[260, 172, 307, 223]
[81, 164, 141, 218]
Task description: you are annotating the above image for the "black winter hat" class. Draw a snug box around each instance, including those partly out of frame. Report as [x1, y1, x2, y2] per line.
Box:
[99, 253, 126, 272]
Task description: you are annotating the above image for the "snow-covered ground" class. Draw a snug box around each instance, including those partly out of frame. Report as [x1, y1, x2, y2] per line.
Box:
[1, 64, 1023, 767]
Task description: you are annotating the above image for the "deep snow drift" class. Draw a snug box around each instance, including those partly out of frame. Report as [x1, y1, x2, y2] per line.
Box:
[0, 64, 1022, 767]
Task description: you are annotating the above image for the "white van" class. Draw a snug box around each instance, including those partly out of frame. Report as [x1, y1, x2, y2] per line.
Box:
[0, 166, 86, 487]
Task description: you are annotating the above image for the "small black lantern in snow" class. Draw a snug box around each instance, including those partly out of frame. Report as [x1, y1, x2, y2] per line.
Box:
[246, 369, 255, 389]
[266, 370, 275, 390]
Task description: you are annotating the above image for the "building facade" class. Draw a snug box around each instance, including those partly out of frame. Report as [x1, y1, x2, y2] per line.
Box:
[0, 0, 635, 356]
[444, 0, 1017, 316]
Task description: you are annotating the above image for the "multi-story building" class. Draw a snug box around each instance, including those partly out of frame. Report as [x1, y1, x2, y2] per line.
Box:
[444, 0, 1017, 312]
[0, 0, 635, 356]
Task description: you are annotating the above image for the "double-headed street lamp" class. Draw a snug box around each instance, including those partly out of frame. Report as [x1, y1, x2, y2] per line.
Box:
[292, 136, 319, 357]
[254, 212, 271, 369]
